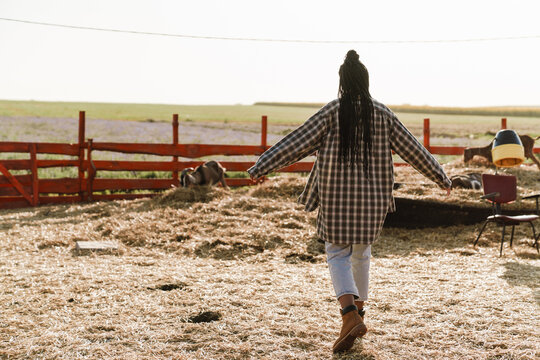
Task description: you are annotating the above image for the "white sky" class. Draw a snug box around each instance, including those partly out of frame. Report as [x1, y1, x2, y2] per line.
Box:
[1, 0, 539, 106]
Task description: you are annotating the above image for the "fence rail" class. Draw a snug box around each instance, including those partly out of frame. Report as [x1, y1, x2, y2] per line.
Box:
[0, 113, 536, 210]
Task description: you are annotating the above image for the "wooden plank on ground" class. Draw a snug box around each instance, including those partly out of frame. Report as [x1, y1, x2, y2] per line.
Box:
[75, 241, 119, 255]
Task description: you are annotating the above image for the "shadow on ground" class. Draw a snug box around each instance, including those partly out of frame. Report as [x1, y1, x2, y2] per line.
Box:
[502, 261, 540, 307]
[333, 341, 377, 359]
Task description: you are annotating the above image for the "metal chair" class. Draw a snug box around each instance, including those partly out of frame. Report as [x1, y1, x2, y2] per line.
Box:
[473, 174, 540, 256]
[523, 192, 540, 250]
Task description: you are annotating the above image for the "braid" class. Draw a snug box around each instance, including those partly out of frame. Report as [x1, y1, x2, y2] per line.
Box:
[338, 50, 374, 176]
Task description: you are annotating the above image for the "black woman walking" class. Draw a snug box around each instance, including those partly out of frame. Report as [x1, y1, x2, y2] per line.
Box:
[248, 50, 452, 353]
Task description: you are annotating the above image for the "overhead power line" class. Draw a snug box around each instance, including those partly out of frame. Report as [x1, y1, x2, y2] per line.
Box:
[1, 17, 540, 44]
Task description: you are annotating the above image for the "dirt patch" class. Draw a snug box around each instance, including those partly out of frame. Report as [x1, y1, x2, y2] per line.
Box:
[188, 311, 222, 323]
[37, 239, 71, 249]
[194, 239, 265, 260]
[149, 282, 188, 291]
[285, 253, 321, 264]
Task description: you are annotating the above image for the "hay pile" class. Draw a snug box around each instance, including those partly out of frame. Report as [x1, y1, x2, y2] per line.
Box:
[63, 178, 319, 260]
[250, 176, 306, 199]
[150, 184, 228, 208]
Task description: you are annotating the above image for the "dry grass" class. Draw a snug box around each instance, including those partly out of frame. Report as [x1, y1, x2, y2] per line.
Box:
[1, 169, 539, 359]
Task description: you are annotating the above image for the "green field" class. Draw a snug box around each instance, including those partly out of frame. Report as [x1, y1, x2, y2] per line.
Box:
[0, 100, 320, 125]
[1, 99, 539, 140]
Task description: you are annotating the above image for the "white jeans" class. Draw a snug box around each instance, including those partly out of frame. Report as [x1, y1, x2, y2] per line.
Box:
[325, 242, 371, 301]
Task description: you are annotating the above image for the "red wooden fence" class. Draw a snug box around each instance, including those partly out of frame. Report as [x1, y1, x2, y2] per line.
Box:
[0, 112, 308, 209]
[0, 114, 536, 210]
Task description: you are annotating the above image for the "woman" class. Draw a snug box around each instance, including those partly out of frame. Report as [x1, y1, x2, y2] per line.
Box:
[248, 50, 452, 353]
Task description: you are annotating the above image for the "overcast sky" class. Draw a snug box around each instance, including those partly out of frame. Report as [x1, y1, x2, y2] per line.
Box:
[1, 0, 539, 107]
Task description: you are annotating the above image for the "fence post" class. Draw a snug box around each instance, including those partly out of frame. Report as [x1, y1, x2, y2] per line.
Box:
[261, 115, 267, 149]
[172, 114, 179, 186]
[78, 111, 86, 201]
[501, 118, 507, 129]
[87, 138, 94, 202]
[30, 143, 38, 206]
[423, 118, 430, 151]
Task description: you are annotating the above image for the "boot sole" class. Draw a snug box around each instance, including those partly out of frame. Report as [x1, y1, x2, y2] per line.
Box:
[332, 323, 367, 353]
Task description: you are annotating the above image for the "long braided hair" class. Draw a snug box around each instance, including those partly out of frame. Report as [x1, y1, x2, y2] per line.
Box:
[338, 50, 374, 175]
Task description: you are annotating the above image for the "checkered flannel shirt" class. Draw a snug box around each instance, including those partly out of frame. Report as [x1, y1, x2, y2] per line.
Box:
[248, 99, 452, 245]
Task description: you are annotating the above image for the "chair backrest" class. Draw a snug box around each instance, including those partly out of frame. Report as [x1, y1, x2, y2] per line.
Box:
[481, 174, 517, 204]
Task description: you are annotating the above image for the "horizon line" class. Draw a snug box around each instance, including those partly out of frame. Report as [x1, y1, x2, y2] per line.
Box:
[1, 98, 539, 109]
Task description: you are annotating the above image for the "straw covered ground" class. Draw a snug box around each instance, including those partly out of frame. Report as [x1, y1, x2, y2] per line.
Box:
[1, 165, 539, 359]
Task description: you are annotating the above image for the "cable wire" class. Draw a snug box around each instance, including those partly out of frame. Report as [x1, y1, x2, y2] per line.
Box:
[1, 17, 540, 44]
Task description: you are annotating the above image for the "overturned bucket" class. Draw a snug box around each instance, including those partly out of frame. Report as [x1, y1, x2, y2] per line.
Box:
[491, 129, 525, 167]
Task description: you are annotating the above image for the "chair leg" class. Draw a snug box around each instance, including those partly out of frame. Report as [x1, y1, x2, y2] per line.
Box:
[509, 226, 515, 248]
[474, 221, 490, 247]
[499, 224, 506, 257]
[529, 221, 539, 253]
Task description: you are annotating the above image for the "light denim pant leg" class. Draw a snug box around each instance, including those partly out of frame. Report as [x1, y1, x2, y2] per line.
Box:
[325, 242, 371, 301]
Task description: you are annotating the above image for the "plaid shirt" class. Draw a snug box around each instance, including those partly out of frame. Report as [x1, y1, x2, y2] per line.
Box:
[248, 99, 451, 245]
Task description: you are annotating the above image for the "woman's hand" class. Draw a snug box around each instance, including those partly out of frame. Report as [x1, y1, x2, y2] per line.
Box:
[249, 172, 263, 183]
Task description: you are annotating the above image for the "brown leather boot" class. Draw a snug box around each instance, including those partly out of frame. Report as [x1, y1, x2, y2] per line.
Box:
[355, 301, 366, 318]
[332, 304, 367, 353]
